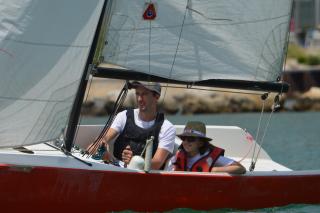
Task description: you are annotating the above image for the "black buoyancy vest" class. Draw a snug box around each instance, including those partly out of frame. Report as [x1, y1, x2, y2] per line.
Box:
[113, 109, 165, 160]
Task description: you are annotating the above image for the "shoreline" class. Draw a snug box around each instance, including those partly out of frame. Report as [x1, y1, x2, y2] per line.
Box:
[82, 79, 320, 116]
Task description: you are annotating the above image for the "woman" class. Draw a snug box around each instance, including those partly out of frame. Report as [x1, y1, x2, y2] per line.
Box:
[169, 121, 246, 174]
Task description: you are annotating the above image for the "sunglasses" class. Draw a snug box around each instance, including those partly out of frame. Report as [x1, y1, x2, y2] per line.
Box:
[180, 137, 199, 142]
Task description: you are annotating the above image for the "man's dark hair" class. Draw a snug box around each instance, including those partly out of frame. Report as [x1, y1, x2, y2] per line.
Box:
[152, 91, 160, 97]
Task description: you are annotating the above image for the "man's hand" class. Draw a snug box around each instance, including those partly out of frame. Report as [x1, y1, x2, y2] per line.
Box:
[122, 145, 133, 166]
[86, 139, 105, 155]
[102, 147, 115, 163]
[86, 128, 119, 156]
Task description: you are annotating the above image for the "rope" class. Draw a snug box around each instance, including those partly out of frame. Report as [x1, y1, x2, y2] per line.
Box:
[84, 81, 129, 158]
[249, 94, 266, 171]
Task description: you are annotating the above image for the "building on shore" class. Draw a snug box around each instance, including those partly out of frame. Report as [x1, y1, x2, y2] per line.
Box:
[292, 0, 320, 47]
[294, 0, 320, 31]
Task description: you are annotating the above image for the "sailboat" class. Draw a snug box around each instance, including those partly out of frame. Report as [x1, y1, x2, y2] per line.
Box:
[1, 0, 320, 212]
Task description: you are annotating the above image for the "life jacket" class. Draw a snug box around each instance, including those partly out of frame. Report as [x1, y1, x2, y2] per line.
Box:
[173, 145, 225, 172]
[113, 109, 164, 160]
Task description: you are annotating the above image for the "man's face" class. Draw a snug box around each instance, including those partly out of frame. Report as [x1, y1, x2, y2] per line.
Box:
[135, 86, 158, 112]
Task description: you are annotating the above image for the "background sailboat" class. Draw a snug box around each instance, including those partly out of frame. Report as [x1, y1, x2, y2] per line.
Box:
[1, 0, 320, 212]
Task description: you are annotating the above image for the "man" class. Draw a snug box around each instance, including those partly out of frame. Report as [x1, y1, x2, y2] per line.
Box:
[89, 81, 176, 170]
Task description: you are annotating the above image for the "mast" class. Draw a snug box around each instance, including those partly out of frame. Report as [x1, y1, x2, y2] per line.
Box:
[64, 0, 108, 152]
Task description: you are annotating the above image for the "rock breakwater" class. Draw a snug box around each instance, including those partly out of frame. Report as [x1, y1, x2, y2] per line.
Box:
[81, 79, 320, 116]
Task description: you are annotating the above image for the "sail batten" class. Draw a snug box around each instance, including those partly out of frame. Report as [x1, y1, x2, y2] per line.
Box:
[102, 0, 293, 84]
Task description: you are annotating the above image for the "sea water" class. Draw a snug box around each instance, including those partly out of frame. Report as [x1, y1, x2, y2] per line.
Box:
[82, 111, 320, 212]
[166, 111, 320, 171]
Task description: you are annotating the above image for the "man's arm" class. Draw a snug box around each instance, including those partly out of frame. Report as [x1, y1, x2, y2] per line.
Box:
[151, 120, 176, 170]
[86, 128, 118, 157]
[151, 148, 171, 170]
[100, 128, 119, 145]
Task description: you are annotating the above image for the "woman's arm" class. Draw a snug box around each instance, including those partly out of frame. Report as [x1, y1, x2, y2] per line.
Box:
[211, 161, 246, 174]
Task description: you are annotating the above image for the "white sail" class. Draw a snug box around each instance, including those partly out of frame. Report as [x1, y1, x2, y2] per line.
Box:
[103, 0, 292, 82]
[0, 0, 104, 147]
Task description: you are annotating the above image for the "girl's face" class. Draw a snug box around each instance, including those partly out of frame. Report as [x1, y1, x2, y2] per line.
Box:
[181, 137, 203, 157]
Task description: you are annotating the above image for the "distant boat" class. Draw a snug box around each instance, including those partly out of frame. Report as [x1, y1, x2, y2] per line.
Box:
[1, 0, 320, 212]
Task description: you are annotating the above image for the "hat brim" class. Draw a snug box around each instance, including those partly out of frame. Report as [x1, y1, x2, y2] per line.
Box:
[177, 132, 212, 142]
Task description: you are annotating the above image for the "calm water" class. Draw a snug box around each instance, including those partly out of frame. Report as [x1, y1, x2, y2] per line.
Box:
[82, 111, 320, 212]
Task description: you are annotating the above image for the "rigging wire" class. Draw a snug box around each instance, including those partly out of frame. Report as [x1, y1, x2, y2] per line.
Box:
[249, 93, 281, 171]
[248, 0, 293, 171]
[161, 0, 191, 107]
[72, 74, 95, 152]
[84, 81, 129, 158]
[252, 95, 280, 165]
[280, 0, 295, 83]
[249, 93, 267, 171]
[147, 0, 152, 83]
[249, 4, 293, 171]
[276, 0, 294, 101]
[44, 142, 92, 166]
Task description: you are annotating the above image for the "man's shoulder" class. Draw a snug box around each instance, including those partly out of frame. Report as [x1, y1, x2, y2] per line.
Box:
[118, 108, 137, 116]
[115, 109, 128, 117]
[163, 118, 174, 128]
[118, 109, 128, 114]
[161, 119, 175, 135]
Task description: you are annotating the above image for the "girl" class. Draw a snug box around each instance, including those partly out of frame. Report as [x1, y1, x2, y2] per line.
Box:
[169, 121, 246, 174]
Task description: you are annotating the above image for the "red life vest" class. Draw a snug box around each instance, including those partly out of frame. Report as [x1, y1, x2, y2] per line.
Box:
[173, 146, 225, 172]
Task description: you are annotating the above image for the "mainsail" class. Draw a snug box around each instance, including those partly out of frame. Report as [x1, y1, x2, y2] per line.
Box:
[0, 0, 104, 147]
[98, 0, 292, 90]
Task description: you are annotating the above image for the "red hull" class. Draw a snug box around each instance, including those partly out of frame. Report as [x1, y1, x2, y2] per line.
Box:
[1, 164, 320, 212]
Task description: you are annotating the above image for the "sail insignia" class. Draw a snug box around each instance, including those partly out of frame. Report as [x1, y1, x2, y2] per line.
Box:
[143, 3, 157, 20]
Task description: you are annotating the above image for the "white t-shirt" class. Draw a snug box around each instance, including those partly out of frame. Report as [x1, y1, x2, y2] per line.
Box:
[110, 109, 176, 154]
[166, 150, 235, 171]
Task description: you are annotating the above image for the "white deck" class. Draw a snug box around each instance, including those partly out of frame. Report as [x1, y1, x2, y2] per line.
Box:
[0, 125, 292, 173]
[77, 125, 291, 171]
